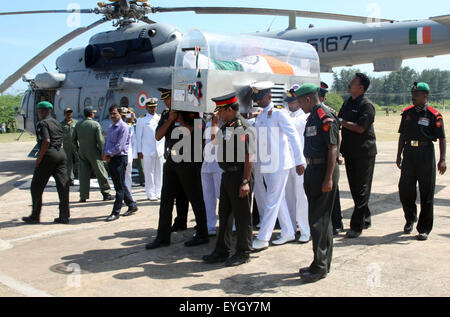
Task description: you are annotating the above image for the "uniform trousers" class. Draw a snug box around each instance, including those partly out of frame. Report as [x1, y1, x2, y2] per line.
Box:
[31, 148, 70, 220]
[345, 156, 376, 232]
[78, 152, 111, 200]
[253, 164, 266, 220]
[304, 162, 339, 274]
[156, 158, 208, 242]
[216, 170, 253, 255]
[256, 169, 295, 241]
[108, 155, 136, 214]
[399, 145, 435, 234]
[124, 158, 134, 200]
[201, 171, 222, 232]
[143, 155, 163, 200]
[285, 166, 310, 237]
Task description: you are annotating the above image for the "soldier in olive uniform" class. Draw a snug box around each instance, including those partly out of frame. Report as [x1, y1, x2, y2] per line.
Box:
[72, 107, 113, 202]
[203, 93, 255, 266]
[60, 107, 78, 186]
[296, 84, 340, 283]
[22, 101, 70, 224]
[397, 82, 446, 241]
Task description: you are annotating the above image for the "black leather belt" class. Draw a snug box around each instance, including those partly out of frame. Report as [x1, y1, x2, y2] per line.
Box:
[405, 140, 430, 147]
[306, 157, 326, 165]
[220, 165, 241, 172]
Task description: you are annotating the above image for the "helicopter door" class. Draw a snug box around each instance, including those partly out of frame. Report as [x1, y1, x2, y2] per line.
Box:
[55, 88, 81, 120]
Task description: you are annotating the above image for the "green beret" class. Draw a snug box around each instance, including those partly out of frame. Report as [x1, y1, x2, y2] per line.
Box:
[411, 82, 429, 93]
[37, 101, 53, 110]
[295, 83, 319, 98]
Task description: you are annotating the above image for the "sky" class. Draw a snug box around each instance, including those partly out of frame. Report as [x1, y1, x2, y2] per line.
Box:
[0, 0, 449, 95]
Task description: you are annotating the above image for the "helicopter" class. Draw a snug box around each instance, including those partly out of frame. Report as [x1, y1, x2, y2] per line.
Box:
[0, 0, 449, 136]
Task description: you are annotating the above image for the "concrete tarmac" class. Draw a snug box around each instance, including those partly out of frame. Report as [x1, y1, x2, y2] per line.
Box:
[0, 141, 449, 297]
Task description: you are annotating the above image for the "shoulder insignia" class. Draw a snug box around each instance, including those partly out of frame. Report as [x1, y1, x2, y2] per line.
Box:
[140, 115, 146, 118]
[317, 107, 327, 120]
[274, 105, 284, 109]
[402, 105, 415, 113]
[436, 120, 443, 128]
[322, 123, 331, 132]
[322, 117, 334, 124]
[427, 106, 441, 117]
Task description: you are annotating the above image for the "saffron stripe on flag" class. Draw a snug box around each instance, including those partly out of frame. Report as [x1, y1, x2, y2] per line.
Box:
[423, 26, 432, 44]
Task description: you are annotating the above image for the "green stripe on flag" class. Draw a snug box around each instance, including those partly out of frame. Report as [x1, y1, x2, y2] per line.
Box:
[409, 28, 417, 45]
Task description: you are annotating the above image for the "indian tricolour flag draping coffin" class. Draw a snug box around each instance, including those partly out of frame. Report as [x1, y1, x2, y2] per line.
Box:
[409, 27, 432, 45]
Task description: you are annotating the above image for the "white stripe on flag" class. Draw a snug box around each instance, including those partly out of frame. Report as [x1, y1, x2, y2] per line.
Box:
[417, 27, 423, 45]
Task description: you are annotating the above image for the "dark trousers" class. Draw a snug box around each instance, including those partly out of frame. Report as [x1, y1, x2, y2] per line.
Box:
[399, 145, 435, 234]
[31, 148, 70, 220]
[345, 156, 376, 232]
[156, 158, 207, 242]
[331, 186, 343, 230]
[216, 171, 253, 255]
[304, 163, 339, 274]
[108, 155, 135, 214]
[172, 189, 190, 228]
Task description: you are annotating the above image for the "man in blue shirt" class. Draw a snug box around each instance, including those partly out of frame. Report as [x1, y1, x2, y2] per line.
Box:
[103, 106, 138, 221]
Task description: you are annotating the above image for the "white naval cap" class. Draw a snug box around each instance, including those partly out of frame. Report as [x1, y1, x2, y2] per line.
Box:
[145, 97, 158, 106]
[250, 81, 274, 94]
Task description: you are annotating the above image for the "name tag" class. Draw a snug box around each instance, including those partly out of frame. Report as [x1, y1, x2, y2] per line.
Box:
[306, 126, 317, 137]
[418, 117, 430, 126]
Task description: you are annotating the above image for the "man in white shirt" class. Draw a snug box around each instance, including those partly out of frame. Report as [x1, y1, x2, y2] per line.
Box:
[251, 81, 306, 250]
[136, 98, 165, 201]
[284, 85, 311, 243]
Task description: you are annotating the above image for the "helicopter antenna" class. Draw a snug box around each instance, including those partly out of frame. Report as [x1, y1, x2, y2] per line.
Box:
[267, 17, 277, 32]
[42, 65, 48, 72]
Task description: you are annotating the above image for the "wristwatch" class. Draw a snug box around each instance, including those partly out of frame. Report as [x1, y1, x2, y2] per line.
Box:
[241, 179, 249, 186]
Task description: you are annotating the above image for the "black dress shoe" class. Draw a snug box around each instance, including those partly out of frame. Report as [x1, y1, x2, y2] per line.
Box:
[171, 223, 187, 232]
[203, 251, 229, 264]
[78, 198, 87, 203]
[300, 268, 327, 283]
[404, 222, 414, 234]
[69, 181, 75, 186]
[54, 217, 69, 224]
[364, 223, 372, 229]
[333, 226, 344, 236]
[299, 267, 310, 275]
[225, 253, 250, 267]
[106, 214, 120, 222]
[184, 236, 209, 247]
[417, 233, 428, 241]
[103, 194, 114, 201]
[345, 229, 361, 238]
[22, 216, 39, 224]
[145, 238, 170, 250]
[123, 206, 138, 217]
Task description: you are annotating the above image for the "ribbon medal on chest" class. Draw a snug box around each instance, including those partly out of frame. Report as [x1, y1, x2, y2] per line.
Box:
[306, 125, 317, 137]
[418, 117, 430, 126]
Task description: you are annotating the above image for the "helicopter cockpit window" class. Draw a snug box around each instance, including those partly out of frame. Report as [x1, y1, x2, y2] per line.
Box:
[120, 97, 129, 108]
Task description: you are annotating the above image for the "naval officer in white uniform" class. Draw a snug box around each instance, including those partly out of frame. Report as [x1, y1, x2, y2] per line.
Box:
[136, 98, 165, 201]
[251, 81, 306, 250]
[283, 86, 311, 243]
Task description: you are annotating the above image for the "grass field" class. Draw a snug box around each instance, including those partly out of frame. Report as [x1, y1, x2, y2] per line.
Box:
[374, 111, 450, 142]
[0, 132, 36, 143]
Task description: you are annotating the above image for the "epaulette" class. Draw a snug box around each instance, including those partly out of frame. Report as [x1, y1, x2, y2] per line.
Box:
[317, 107, 328, 120]
[427, 106, 441, 117]
[274, 105, 284, 109]
[139, 115, 146, 118]
[402, 105, 415, 113]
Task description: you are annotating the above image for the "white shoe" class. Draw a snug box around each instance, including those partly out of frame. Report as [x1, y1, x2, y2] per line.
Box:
[272, 235, 296, 245]
[252, 239, 269, 250]
[298, 235, 311, 244]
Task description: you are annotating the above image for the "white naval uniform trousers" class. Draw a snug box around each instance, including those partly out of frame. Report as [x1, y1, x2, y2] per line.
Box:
[254, 103, 304, 241]
[284, 108, 310, 237]
[124, 124, 136, 197]
[136, 113, 165, 200]
[201, 121, 223, 232]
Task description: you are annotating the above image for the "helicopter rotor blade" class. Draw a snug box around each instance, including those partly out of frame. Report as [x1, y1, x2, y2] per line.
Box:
[0, 18, 108, 94]
[0, 9, 95, 16]
[152, 7, 396, 24]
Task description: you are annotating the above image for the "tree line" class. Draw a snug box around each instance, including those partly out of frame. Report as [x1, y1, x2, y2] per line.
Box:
[331, 67, 450, 107]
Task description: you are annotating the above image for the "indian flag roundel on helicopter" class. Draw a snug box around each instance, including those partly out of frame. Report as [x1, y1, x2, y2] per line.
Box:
[137, 91, 150, 109]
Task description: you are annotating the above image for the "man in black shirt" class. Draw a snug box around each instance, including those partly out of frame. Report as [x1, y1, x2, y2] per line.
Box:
[397, 82, 446, 240]
[338, 73, 377, 238]
[22, 101, 70, 224]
